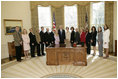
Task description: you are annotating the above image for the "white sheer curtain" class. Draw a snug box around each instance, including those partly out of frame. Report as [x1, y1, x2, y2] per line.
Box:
[91, 2, 105, 31]
[64, 5, 78, 30]
[38, 5, 52, 32]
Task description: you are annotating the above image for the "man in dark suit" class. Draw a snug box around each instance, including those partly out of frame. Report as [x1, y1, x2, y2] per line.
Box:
[50, 28, 55, 44]
[85, 28, 91, 54]
[29, 28, 37, 57]
[13, 26, 22, 62]
[35, 29, 41, 56]
[45, 28, 52, 47]
[40, 27, 45, 56]
[58, 25, 66, 44]
[75, 28, 80, 44]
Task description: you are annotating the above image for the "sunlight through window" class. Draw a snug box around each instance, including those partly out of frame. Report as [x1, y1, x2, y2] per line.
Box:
[38, 5, 52, 32]
[64, 5, 78, 30]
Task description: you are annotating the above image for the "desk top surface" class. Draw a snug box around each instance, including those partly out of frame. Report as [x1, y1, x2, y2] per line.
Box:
[46, 44, 86, 49]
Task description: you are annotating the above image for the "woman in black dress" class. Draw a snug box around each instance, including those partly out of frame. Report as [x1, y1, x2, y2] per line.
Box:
[70, 27, 75, 45]
[91, 26, 97, 56]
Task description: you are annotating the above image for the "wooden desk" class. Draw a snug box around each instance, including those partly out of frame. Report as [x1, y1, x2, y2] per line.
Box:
[46, 44, 87, 66]
[8, 42, 16, 60]
[8, 41, 24, 60]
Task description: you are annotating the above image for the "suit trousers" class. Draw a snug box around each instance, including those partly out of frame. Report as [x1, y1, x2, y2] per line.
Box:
[37, 43, 41, 56]
[86, 42, 91, 54]
[15, 46, 22, 61]
[41, 42, 45, 55]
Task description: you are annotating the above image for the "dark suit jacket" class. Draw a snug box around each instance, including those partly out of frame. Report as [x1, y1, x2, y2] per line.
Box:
[86, 32, 91, 43]
[75, 31, 80, 43]
[50, 31, 55, 43]
[45, 31, 52, 43]
[40, 31, 45, 43]
[58, 29, 65, 43]
[29, 32, 37, 45]
[70, 31, 75, 43]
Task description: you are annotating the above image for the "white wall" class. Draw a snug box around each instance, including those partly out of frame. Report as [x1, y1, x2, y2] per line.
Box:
[113, 1, 117, 53]
[1, 1, 31, 59]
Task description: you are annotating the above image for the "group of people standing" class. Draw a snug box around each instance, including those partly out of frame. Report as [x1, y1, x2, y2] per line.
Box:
[13, 24, 110, 62]
[65, 24, 110, 59]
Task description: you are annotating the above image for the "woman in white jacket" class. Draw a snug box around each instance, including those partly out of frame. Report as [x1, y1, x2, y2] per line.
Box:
[22, 29, 30, 59]
[103, 24, 110, 58]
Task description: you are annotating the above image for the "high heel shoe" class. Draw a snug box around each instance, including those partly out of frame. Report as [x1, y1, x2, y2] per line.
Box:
[103, 56, 109, 59]
[92, 53, 95, 56]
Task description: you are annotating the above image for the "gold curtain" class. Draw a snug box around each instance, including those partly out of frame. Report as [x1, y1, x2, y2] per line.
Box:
[86, 3, 90, 28]
[78, 5, 86, 31]
[30, 1, 93, 10]
[54, 6, 64, 29]
[30, 5, 38, 34]
[105, 1, 114, 53]
[30, 1, 93, 31]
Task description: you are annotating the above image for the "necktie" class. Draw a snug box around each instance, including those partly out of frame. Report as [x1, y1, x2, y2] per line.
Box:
[60, 30, 62, 35]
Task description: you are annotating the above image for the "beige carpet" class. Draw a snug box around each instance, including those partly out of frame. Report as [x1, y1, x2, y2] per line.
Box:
[1, 54, 117, 78]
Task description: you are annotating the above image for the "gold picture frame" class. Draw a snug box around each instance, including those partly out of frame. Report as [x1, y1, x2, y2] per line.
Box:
[4, 19, 23, 35]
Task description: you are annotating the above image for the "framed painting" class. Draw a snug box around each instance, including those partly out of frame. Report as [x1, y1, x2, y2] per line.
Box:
[4, 19, 23, 35]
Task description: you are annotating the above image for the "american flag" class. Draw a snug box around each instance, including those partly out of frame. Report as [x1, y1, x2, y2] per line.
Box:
[53, 12, 56, 29]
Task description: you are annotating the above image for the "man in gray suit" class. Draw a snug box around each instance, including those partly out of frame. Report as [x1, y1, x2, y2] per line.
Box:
[13, 26, 22, 62]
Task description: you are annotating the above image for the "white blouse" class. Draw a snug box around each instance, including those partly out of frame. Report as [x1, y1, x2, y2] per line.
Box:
[66, 31, 70, 41]
[103, 29, 110, 42]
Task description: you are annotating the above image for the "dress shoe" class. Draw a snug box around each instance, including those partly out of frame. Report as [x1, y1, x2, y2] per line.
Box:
[38, 54, 41, 56]
[31, 56, 35, 57]
[42, 53, 45, 56]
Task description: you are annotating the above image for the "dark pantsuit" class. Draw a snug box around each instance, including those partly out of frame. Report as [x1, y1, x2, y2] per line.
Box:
[86, 32, 91, 54]
[15, 46, 22, 61]
[30, 45, 35, 57]
[98, 32, 103, 56]
[98, 42, 103, 56]
[86, 42, 91, 54]
[37, 44, 41, 56]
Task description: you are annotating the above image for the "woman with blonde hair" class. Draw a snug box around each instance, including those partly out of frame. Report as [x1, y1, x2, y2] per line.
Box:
[103, 24, 110, 58]
[54, 29, 60, 44]
[22, 29, 30, 59]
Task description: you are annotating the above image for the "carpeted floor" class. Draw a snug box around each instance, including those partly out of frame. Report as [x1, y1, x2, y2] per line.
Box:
[1, 52, 117, 78]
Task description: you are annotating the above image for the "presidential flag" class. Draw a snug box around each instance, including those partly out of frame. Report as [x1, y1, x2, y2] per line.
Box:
[85, 12, 88, 28]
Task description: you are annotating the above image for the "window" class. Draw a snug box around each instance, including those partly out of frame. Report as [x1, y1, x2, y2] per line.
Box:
[64, 5, 78, 30]
[38, 5, 52, 32]
[91, 2, 105, 31]
[91, 2, 104, 47]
